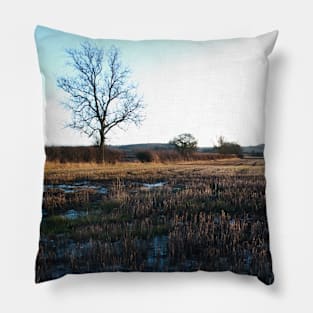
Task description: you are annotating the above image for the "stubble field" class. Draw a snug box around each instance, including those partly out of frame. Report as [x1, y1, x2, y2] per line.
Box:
[36, 157, 273, 284]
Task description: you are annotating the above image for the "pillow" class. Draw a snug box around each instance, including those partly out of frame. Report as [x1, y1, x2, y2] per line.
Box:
[35, 25, 277, 285]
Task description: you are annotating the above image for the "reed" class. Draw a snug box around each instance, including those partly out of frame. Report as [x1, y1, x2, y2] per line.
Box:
[36, 157, 272, 284]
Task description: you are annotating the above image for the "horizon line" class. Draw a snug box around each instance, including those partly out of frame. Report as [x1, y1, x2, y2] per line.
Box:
[45, 142, 265, 148]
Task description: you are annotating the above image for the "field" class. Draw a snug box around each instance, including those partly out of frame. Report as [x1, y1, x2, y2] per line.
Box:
[36, 157, 273, 284]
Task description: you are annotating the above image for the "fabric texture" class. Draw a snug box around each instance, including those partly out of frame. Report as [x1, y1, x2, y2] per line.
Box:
[35, 26, 277, 284]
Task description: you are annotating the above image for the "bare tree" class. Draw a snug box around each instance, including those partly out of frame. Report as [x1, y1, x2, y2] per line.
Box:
[57, 42, 144, 161]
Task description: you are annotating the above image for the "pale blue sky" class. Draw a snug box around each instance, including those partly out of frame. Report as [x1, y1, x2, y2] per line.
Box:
[35, 26, 269, 147]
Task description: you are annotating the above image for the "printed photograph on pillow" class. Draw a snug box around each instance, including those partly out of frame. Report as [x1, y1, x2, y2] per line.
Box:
[35, 26, 277, 284]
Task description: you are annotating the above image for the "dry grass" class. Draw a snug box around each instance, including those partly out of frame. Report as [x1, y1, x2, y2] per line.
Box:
[44, 158, 264, 184]
[36, 157, 272, 284]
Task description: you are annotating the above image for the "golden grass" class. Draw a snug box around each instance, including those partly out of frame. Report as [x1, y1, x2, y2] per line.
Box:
[44, 158, 264, 183]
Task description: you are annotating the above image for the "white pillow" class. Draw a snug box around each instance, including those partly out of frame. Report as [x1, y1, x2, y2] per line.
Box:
[35, 26, 278, 285]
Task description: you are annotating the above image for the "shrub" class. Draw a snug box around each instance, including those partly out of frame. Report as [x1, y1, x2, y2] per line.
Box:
[135, 150, 158, 162]
[214, 136, 243, 157]
[135, 149, 235, 163]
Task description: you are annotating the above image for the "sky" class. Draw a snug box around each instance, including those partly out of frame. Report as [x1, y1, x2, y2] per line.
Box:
[35, 26, 270, 147]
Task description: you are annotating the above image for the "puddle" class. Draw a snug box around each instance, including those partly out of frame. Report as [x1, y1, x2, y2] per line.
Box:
[45, 181, 108, 194]
[38, 234, 258, 281]
[127, 235, 168, 270]
[39, 235, 170, 278]
[172, 184, 187, 192]
[63, 209, 88, 220]
[142, 182, 167, 189]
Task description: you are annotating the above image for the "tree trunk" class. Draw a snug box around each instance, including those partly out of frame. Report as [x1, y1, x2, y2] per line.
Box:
[99, 131, 105, 163]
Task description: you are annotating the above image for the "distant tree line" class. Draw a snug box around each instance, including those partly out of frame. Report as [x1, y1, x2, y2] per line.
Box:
[45, 146, 124, 163]
[46, 134, 245, 163]
[168, 134, 243, 158]
[135, 149, 230, 163]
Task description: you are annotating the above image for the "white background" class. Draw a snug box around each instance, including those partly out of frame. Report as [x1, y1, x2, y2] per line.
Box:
[0, 1, 312, 312]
